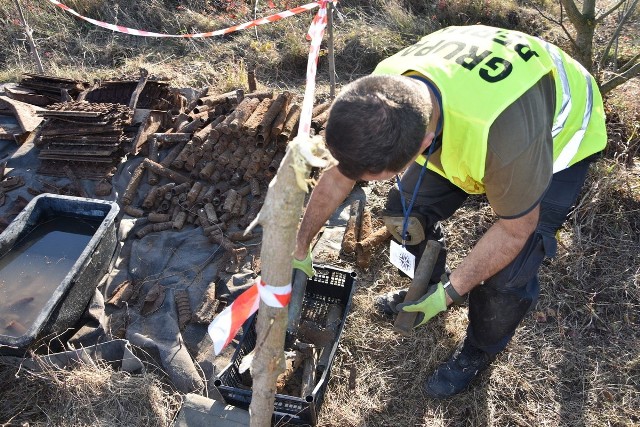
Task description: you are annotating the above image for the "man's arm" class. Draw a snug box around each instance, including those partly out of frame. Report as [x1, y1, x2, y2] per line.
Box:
[294, 166, 356, 260]
[446, 204, 540, 304]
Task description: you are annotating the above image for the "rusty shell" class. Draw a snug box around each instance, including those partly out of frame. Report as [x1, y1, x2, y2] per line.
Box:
[257, 91, 290, 134]
[172, 181, 191, 195]
[242, 97, 273, 136]
[357, 226, 392, 253]
[199, 162, 217, 181]
[192, 122, 213, 145]
[161, 141, 187, 168]
[142, 185, 159, 209]
[148, 212, 171, 223]
[204, 203, 218, 224]
[193, 284, 219, 324]
[122, 162, 146, 206]
[222, 189, 238, 212]
[198, 90, 236, 107]
[186, 181, 204, 206]
[147, 137, 160, 185]
[249, 178, 261, 197]
[173, 113, 192, 131]
[197, 208, 210, 228]
[229, 97, 261, 133]
[143, 159, 190, 184]
[174, 289, 192, 331]
[278, 104, 302, 145]
[173, 211, 187, 230]
[154, 133, 192, 145]
[136, 221, 173, 238]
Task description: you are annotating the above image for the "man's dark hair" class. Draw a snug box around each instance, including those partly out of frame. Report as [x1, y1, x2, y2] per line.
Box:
[325, 75, 432, 180]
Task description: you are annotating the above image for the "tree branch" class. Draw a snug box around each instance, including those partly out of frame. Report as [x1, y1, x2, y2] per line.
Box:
[597, 0, 639, 71]
[600, 61, 640, 94]
[559, 0, 584, 25]
[596, 0, 628, 22]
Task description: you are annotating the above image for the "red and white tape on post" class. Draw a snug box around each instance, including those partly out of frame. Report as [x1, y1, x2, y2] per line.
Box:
[47, 0, 321, 38]
[208, 278, 292, 355]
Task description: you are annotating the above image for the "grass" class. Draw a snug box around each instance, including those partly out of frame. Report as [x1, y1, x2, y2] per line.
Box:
[0, 0, 639, 425]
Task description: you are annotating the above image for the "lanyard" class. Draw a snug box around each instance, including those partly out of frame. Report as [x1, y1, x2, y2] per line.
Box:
[395, 77, 443, 247]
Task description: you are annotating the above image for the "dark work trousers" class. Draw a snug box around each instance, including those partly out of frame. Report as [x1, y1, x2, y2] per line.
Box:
[385, 155, 595, 356]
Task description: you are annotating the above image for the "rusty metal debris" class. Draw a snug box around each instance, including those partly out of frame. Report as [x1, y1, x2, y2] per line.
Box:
[141, 283, 166, 316]
[11, 74, 90, 106]
[175, 289, 192, 331]
[106, 280, 136, 308]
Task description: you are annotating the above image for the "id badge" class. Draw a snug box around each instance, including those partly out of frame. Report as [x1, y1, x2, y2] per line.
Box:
[389, 240, 415, 279]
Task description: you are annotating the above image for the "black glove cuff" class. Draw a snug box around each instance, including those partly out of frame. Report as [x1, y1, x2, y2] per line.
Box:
[443, 280, 465, 305]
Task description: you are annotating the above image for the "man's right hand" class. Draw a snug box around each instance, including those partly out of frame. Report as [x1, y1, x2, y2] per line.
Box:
[292, 250, 315, 278]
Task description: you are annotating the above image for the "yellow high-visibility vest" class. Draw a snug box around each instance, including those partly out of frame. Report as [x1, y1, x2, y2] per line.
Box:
[373, 25, 607, 194]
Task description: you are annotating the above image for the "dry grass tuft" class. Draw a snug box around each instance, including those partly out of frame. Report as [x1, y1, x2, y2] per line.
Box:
[0, 358, 182, 426]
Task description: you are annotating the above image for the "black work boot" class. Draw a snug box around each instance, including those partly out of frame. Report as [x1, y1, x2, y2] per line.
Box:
[424, 339, 493, 399]
[373, 288, 408, 316]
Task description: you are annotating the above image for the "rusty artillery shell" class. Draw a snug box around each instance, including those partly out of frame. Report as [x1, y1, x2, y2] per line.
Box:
[177, 193, 188, 206]
[222, 189, 238, 212]
[311, 109, 329, 132]
[142, 185, 159, 209]
[174, 289, 192, 331]
[154, 133, 192, 145]
[122, 162, 146, 206]
[172, 181, 191, 196]
[192, 122, 213, 145]
[184, 152, 200, 172]
[236, 184, 251, 198]
[231, 144, 247, 161]
[231, 195, 243, 216]
[143, 158, 190, 184]
[312, 100, 331, 117]
[243, 163, 260, 181]
[360, 209, 372, 241]
[204, 203, 218, 224]
[218, 110, 237, 135]
[186, 181, 204, 206]
[257, 91, 290, 134]
[147, 137, 160, 185]
[173, 113, 192, 131]
[180, 114, 208, 135]
[278, 104, 302, 145]
[173, 211, 187, 230]
[136, 221, 174, 238]
[342, 200, 361, 254]
[198, 90, 236, 107]
[357, 226, 392, 254]
[148, 212, 171, 223]
[239, 155, 251, 171]
[217, 148, 234, 167]
[161, 141, 187, 168]
[268, 152, 285, 173]
[172, 140, 196, 169]
[229, 97, 260, 133]
[211, 169, 222, 183]
[244, 90, 273, 101]
[239, 195, 265, 228]
[197, 208, 210, 228]
[242, 97, 273, 136]
[250, 147, 265, 164]
[199, 162, 217, 181]
[201, 186, 216, 204]
[260, 147, 277, 169]
[249, 178, 261, 197]
[228, 230, 258, 242]
[193, 284, 219, 324]
[192, 103, 211, 114]
[158, 200, 171, 213]
[270, 104, 289, 138]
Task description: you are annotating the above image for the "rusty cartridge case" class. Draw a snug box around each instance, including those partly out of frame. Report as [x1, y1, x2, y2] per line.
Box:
[197, 208, 210, 228]
[250, 148, 265, 164]
[239, 195, 265, 228]
[186, 181, 204, 206]
[201, 186, 216, 204]
[143, 159, 190, 184]
[123, 205, 144, 217]
[215, 181, 230, 195]
[270, 104, 289, 138]
[311, 109, 329, 132]
[199, 162, 217, 181]
[257, 91, 290, 133]
[173, 211, 187, 230]
[237, 184, 251, 197]
[148, 212, 171, 223]
[192, 122, 213, 145]
[160, 141, 187, 168]
[229, 97, 260, 133]
[158, 200, 171, 213]
[147, 137, 160, 185]
[268, 152, 285, 173]
[217, 148, 234, 166]
[311, 101, 331, 117]
[244, 90, 273, 101]
[154, 133, 192, 146]
[218, 110, 237, 135]
[172, 113, 192, 132]
[122, 162, 146, 206]
[242, 98, 273, 136]
[171, 182, 192, 195]
[198, 90, 236, 107]
[222, 189, 238, 212]
[203, 203, 218, 224]
[278, 104, 302, 145]
[249, 178, 261, 197]
[142, 186, 159, 209]
[239, 156, 251, 170]
[136, 221, 174, 239]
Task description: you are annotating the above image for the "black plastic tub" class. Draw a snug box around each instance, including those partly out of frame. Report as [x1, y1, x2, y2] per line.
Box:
[215, 265, 356, 426]
[0, 194, 119, 355]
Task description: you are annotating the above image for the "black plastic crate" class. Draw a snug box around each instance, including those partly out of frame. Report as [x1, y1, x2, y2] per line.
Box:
[215, 265, 356, 426]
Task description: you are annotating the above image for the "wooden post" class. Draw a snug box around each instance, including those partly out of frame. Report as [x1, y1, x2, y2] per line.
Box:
[328, 2, 336, 99]
[13, 0, 44, 74]
[248, 144, 310, 427]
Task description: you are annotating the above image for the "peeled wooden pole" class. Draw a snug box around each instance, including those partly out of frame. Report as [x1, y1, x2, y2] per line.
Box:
[247, 144, 314, 426]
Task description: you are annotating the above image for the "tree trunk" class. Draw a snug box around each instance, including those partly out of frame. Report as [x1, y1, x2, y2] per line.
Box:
[559, 0, 596, 71]
[248, 145, 309, 427]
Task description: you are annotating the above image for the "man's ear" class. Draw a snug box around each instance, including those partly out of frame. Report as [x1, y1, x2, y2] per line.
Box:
[420, 132, 435, 152]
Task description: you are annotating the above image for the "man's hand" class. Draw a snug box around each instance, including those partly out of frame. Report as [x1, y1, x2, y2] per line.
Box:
[292, 250, 315, 278]
[396, 281, 447, 327]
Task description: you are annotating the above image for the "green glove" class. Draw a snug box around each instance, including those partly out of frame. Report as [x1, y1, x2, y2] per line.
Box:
[292, 250, 315, 277]
[396, 282, 447, 327]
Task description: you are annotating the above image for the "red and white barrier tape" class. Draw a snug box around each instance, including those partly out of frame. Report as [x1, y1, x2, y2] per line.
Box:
[208, 278, 292, 355]
[47, 0, 320, 38]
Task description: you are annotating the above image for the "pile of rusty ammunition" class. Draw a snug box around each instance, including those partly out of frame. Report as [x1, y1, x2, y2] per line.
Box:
[34, 102, 134, 179]
[121, 88, 309, 269]
[85, 78, 173, 111]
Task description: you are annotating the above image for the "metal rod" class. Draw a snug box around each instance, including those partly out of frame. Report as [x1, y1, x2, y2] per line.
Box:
[13, 0, 44, 74]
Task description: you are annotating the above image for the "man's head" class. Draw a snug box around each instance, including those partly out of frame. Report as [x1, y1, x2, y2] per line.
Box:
[325, 75, 434, 180]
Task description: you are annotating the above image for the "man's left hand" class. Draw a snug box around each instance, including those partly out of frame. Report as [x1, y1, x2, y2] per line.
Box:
[396, 282, 447, 327]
